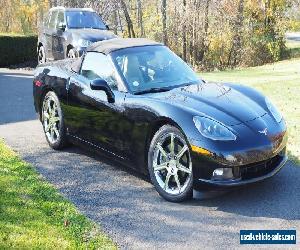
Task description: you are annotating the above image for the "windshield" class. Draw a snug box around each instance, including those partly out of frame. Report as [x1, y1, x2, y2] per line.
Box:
[111, 45, 201, 93]
[66, 11, 106, 30]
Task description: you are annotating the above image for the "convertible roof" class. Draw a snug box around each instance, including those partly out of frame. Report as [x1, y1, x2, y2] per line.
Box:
[87, 38, 163, 54]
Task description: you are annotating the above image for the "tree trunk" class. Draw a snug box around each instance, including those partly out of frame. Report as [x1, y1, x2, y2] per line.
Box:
[161, 0, 167, 44]
[117, 8, 124, 33]
[137, 0, 144, 36]
[120, 0, 135, 38]
[182, 0, 187, 61]
[113, 8, 118, 35]
[227, 0, 245, 67]
[198, 0, 210, 62]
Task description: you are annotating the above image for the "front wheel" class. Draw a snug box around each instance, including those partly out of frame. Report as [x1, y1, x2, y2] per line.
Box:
[148, 125, 193, 202]
[42, 91, 68, 150]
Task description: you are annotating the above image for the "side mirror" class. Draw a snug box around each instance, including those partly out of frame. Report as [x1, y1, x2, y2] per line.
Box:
[58, 22, 66, 31]
[105, 24, 110, 30]
[90, 78, 115, 103]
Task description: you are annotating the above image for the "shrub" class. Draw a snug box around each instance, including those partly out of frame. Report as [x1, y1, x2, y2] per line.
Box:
[288, 20, 300, 32]
[0, 34, 37, 67]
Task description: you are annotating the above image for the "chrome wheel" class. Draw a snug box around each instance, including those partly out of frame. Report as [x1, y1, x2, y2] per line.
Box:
[42, 96, 61, 144]
[67, 49, 76, 58]
[38, 46, 46, 64]
[152, 132, 192, 195]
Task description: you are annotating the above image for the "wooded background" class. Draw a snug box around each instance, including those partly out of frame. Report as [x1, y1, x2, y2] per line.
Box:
[1, 0, 300, 70]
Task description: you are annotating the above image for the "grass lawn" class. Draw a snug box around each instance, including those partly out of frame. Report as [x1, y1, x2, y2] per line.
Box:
[0, 140, 116, 249]
[200, 58, 300, 163]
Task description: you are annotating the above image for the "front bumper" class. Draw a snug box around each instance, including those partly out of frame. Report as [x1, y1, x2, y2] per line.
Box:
[192, 143, 288, 190]
[194, 154, 287, 188]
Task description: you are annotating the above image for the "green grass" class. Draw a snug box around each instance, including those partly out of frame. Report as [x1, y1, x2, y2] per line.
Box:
[0, 140, 117, 249]
[200, 58, 300, 163]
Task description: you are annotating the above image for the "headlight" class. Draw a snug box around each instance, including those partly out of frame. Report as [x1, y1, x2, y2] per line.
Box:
[78, 39, 93, 47]
[193, 116, 236, 141]
[265, 97, 282, 123]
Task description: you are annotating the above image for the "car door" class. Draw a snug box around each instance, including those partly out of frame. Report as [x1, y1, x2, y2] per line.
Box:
[40, 12, 50, 48]
[52, 10, 66, 60]
[46, 10, 58, 60]
[66, 52, 129, 158]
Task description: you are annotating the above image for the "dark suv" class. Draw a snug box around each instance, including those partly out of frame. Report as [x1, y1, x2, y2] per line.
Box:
[37, 7, 117, 63]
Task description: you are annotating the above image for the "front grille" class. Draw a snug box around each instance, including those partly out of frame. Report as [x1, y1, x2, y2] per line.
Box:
[240, 155, 282, 180]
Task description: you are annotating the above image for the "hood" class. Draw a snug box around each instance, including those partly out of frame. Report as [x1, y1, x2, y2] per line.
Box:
[70, 29, 117, 42]
[149, 82, 267, 126]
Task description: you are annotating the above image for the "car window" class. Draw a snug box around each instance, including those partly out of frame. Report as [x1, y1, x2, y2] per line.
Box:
[49, 10, 58, 29]
[112, 45, 200, 93]
[43, 12, 50, 28]
[80, 52, 118, 90]
[56, 11, 65, 28]
[66, 11, 106, 30]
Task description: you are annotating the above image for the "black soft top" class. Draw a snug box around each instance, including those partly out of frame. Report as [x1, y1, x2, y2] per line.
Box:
[87, 38, 163, 54]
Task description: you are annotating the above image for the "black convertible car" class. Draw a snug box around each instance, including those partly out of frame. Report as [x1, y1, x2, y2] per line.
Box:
[33, 38, 288, 202]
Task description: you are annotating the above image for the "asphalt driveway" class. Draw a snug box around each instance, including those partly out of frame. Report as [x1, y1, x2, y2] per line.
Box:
[0, 68, 299, 249]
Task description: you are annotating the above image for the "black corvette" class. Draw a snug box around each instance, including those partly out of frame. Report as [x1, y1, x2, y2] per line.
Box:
[33, 38, 288, 202]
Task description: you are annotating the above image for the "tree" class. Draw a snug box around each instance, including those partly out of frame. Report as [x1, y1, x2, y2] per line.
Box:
[227, 0, 245, 67]
[161, 0, 167, 44]
[119, 0, 135, 38]
[198, 0, 210, 63]
[137, 0, 144, 36]
[182, 0, 187, 61]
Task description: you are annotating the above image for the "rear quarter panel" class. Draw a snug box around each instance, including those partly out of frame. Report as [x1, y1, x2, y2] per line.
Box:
[33, 59, 75, 120]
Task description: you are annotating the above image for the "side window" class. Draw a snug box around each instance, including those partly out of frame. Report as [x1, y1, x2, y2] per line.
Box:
[43, 12, 50, 28]
[56, 11, 65, 28]
[80, 52, 118, 90]
[49, 10, 58, 29]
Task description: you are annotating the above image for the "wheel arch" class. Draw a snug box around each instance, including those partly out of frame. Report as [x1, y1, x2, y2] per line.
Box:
[66, 44, 74, 57]
[144, 117, 187, 169]
[37, 42, 43, 52]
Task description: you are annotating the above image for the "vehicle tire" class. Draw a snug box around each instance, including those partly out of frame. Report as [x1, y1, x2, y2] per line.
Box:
[67, 48, 77, 58]
[41, 91, 68, 150]
[148, 125, 193, 202]
[38, 45, 46, 64]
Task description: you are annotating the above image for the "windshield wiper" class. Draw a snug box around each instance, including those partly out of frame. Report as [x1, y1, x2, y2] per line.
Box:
[134, 87, 172, 95]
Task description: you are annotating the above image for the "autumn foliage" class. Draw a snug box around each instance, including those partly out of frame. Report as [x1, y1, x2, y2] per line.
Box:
[0, 0, 298, 70]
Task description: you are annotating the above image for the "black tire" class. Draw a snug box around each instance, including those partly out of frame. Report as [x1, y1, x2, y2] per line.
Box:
[38, 45, 46, 64]
[67, 48, 77, 58]
[41, 91, 68, 150]
[148, 125, 193, 202]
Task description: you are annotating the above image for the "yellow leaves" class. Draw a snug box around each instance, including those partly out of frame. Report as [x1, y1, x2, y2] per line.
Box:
[19, 3, 38, 23]
[0, 0, 49, 33]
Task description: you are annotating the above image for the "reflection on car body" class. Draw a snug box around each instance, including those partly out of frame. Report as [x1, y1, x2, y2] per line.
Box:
[33, 38, 288, 202]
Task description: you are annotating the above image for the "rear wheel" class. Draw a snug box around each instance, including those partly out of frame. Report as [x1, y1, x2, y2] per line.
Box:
[38, 45, 46, 64]
[67, 48, 77, 58]
[42, 91, 68, 149]
[148, 125, 193, 202]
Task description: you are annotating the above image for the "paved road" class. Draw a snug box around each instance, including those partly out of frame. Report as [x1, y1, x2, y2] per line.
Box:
[0, 69, 299, 249]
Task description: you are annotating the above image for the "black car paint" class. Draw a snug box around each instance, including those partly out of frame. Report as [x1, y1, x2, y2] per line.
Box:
[33, 56, 288, 189]
[38, 8, 117, 60]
